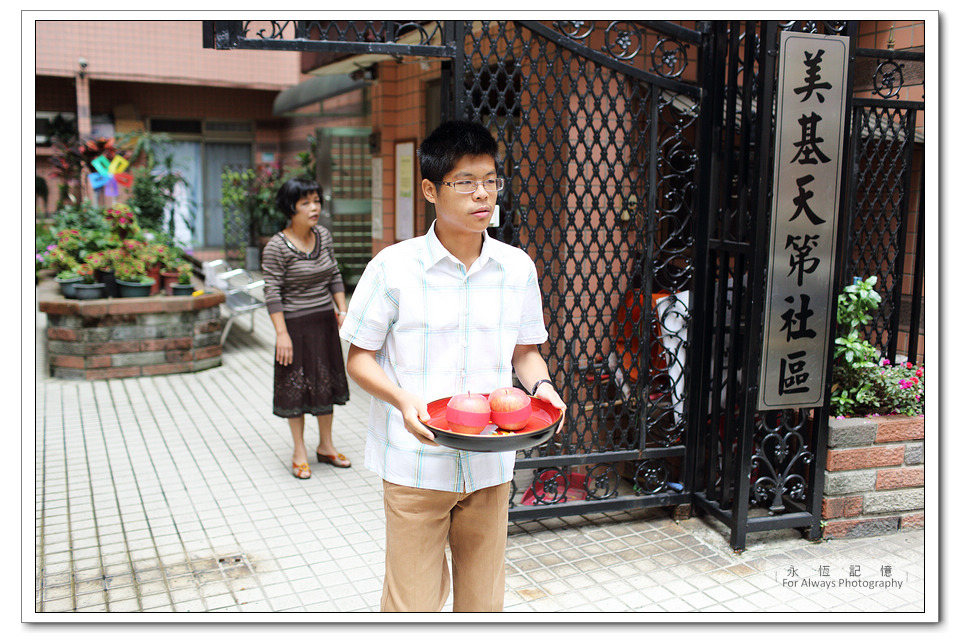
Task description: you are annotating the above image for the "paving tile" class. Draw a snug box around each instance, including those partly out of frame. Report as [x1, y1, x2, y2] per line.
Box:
[108, 598, 142, 612]
[139, 593, 172, 610]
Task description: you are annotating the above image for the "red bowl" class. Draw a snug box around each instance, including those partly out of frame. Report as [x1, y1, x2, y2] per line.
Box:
[420, 394, 563, 452]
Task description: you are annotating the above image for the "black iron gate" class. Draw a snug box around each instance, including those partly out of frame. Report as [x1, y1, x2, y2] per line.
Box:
[452, 21, 704, 520]
[204, 19, 924, 550]
[842, 44, 925, 364]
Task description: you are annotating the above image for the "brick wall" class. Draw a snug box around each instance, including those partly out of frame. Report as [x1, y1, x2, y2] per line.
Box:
[39, 291, 226, 380]
[822, 416, 924, 538]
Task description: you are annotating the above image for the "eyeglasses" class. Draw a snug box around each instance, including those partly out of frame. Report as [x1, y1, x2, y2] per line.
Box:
[438, 178, 505, 194]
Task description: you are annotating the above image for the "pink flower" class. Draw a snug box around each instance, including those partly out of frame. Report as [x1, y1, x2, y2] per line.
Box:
[881, 358, 890, 366]
[899, 379, 913, 389]
[905, 362, 913, 369]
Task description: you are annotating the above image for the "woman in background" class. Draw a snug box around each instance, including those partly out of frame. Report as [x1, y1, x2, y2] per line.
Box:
[262, 176, 351, 479]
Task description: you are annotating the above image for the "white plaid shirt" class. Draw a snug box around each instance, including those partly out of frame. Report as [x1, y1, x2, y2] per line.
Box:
[339, 222, 548, 492]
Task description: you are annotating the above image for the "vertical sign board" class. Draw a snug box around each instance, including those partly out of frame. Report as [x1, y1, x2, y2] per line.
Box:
[395, 141, 415, 240]
[758, 32, 850, 410]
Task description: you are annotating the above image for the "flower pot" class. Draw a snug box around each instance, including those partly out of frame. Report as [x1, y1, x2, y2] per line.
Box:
[160, 271, 180, 296]
[55, 275, 83, 299]
[116, 278, 155, 298]
[98, 268, 119, 298]
[73, 282, 106, 300]
[171, 283, 195, 296]
[147, 264, 162, 295]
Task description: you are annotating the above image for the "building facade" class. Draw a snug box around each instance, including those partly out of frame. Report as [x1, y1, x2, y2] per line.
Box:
[34, 19, 924, 355]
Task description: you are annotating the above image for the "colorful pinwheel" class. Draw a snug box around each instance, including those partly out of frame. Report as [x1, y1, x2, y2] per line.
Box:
[88, 154, 133, 197]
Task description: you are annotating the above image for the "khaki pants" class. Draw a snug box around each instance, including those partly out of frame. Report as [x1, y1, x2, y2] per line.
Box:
[380, 479, 510, 612]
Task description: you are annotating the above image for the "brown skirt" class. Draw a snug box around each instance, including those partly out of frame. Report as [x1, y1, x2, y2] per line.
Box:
[273, 309, 349, 418]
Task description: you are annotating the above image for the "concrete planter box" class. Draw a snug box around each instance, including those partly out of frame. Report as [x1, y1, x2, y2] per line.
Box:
[822, 415, 925, 539]
[38, 277, 226, 381]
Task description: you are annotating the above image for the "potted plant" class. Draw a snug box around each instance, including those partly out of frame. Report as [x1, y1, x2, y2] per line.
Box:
[831, 277, 925, 418]
[84, 250, 116, 298]
[171, 262, 195, 296]
[54, 268, 82, 299]
[158, 245, 182, 295]
[114, 259, 155, 298]
[221, 163, 287, 271]
[103, 203, 141, 241]
[138, 243, 165, 295]
[72, 263, 106, 300]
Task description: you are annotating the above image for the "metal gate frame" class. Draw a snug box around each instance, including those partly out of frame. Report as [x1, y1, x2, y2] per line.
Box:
[202, 19, 924, 551]
[453, 21, 705, 523]
[841, 43, 925, 365]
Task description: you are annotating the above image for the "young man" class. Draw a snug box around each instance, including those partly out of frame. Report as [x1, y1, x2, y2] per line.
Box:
[339, 120, 566, 612]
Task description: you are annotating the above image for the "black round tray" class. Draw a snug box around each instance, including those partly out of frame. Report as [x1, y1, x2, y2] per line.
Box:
[420, 395, 563, 453]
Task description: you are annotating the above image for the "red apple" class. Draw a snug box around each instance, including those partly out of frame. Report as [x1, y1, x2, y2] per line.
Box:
[445, 392, 491, 434]
[488, 386, 532, 431]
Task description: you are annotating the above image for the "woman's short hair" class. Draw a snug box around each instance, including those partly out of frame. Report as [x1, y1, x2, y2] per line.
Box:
[417, 121, 499, 183]
[275, 176, 324, 217]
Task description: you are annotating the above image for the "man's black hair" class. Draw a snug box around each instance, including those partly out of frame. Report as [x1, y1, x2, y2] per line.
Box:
[417, 120, 499, 183]
[275, 176, 324, 217]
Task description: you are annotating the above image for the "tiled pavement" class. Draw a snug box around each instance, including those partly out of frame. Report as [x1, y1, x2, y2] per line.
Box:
[31, 292, 932, 618]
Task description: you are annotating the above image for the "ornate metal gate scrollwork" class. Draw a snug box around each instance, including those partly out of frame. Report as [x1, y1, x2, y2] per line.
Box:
[455, 21, 703, 520]
[751, 410, 815, 513]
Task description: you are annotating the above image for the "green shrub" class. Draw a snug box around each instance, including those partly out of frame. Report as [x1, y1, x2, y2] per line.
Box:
[831, 276, 924, 417]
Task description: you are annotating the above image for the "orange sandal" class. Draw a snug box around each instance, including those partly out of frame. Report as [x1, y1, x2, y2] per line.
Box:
[316, 452, 351, 468]
[292, 461, 312, 479]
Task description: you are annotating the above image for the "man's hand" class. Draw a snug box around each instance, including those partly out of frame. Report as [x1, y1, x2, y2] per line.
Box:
[398, 391, 438, 446]
[534, 383, 567, 433]
[346, 344, 439, 446]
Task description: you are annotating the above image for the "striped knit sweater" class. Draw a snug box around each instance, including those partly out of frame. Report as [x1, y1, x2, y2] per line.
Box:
[261, 225, 345, 319]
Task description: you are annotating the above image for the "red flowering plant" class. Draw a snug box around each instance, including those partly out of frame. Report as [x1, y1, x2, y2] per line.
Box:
[48, 138, 85, 209]
[113, 258, 152, 284]
[103, 204, 141, 239]
[831, 277, 924, 417]
[176, 261, 194, 285]
[138, 243, 162, 268]
[75, 263, 97, 284]
[157, 244, 182, 272]
[121, 238, 146, 257]
[47, 247, 80, 275]
[84, 251, 111, 273]
[45, 229, 87, 275]
[54, 229, 86, 255]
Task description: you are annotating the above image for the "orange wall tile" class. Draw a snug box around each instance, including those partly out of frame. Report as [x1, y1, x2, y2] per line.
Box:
[34, 20, 302, 90]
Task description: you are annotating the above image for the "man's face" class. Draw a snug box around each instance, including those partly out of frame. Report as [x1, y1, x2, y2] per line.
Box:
[423, 154, 498, 237]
